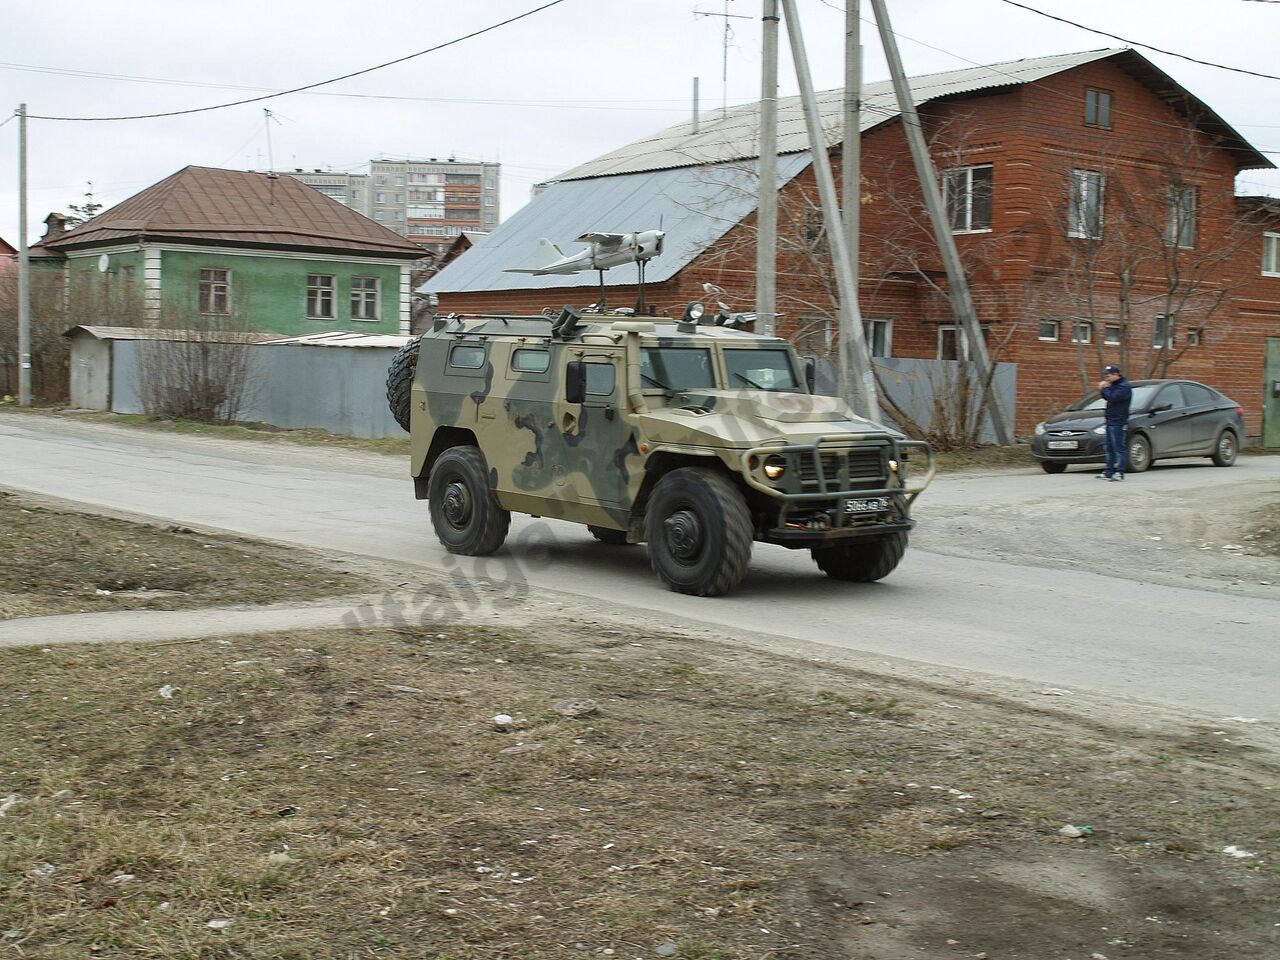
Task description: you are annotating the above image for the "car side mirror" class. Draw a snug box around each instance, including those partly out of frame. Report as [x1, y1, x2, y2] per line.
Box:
[565, 360, 587, 404]
[803, 356, 817, 394]
[1149, 402, 1172, 415]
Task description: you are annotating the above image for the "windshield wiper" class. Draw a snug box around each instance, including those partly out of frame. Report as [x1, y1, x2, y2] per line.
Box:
[733, 371, 768, 390]
[641, 371, 672, 391]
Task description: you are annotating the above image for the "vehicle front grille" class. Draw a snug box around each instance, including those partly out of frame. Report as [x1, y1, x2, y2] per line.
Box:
[795, 446, 887, 492]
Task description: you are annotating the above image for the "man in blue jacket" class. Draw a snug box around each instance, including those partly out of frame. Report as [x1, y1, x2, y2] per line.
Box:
[1097, 364, 1132, 481]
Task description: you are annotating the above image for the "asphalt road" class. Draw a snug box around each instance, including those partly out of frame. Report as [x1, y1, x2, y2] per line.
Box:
[3, 412, 1277, 721]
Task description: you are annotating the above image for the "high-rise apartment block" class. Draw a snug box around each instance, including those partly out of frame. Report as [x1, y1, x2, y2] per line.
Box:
[283, 158, 501, 257]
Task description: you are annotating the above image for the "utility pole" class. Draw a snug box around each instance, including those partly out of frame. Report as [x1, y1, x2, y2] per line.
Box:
[842, 3, 860, 293]
[755, 0, 778, 337]
[17, 103, 31, 407]
[779, 0, 879, 421]
[868, 0, 1012, 444]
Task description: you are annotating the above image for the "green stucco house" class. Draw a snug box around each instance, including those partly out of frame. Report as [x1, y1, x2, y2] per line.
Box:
[39, 166, 425, 336]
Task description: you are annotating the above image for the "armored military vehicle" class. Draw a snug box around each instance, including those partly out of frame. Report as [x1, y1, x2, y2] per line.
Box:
[387, 303, 933, 596]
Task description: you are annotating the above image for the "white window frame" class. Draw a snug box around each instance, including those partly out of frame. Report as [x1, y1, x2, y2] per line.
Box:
[866, 318, 892, 358]
[374, 211, 385, 221]
[1263, 232, 1280, 277]
[1071, 321, 1093, 344]
[306, 273, 335, 320]
[938, 324, 992, 361]
[1186, 326, 1202, 347]
[1038, 320, 1060, 342]
[351, 276, 380, 322]
[1167, 184, 1197, 249]
[942, 164, 993, 234]
[1151, 314, 1174, 350]
[1104, 323, 1122, 345]
[198, 267, 231, 315]
[1069, 169, 1105, 240]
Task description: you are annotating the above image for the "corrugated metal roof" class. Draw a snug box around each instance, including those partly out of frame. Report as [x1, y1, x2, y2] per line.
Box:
[63, 325, 278, 343]
[261, 331, 412, 348]
[45, 166, 425, 259]
[555, 49, 1124, 181]
[424, 153, 813, 294]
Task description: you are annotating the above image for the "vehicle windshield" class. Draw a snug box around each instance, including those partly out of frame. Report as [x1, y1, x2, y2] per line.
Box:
[640, 347, 715, 391]
[1075, 384, 1160, 411]
[723, 349, 799, 391]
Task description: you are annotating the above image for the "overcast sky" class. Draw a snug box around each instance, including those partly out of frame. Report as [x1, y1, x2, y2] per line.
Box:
[2, 0, 1277, 247]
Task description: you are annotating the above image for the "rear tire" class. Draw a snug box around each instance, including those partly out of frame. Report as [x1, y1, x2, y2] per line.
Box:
[1127, 433, 1152, 473]
[1040, 461, 1067, 474]
[386, 335, 422, 433]
[812, 532, 908, 583]
[645, 467, 752, 596]
[588, 525, 631, 545]
[428, 446, 510, 556]
[1211, 430, 1238, 467]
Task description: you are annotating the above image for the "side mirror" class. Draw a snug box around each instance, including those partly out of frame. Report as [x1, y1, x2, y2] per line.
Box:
[803, 356, 817, 394]
[565, 360, 587, 404]
[1148, 402, 1172, 415]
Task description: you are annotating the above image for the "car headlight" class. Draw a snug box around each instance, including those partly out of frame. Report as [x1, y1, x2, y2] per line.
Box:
[1092, 425, 1106, 435]
[763, 455, 786, 480]
[1034, 422, 1046, 436]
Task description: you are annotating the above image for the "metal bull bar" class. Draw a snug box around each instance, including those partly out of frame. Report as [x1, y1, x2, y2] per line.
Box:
[738, 435, 936, 508]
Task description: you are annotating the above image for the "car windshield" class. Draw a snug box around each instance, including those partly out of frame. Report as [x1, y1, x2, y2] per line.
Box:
[1075, 384, 1160, 412]
[640, 347, 715, 391]
[723, 349, 799, 391]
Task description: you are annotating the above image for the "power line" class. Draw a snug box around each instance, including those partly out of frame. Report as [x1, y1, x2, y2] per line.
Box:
[994, 0, 1280, 81]
[25, 0, 570, 121]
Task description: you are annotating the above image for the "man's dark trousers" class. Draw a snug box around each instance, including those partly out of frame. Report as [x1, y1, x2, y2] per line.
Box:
[1103, 423, 1127, 477]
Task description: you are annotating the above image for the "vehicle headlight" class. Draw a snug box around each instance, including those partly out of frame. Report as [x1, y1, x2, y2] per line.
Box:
[1092, 425, 1107, 435]
[763, 455, 786, 480]
[1034, 422, 1046, 436]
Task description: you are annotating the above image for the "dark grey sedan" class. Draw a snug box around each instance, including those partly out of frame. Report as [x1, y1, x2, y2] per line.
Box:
[1031, 379, 1245, 474]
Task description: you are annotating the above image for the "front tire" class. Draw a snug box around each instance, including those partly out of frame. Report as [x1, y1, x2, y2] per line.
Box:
[427, 446, 510, 556]
[812, 532, 908, 583]
[645, 468, 752, 596]
[1040, 461, 1067, 474]
[1211, 430, 1238, 467]
[1127, 433, 1152, 473]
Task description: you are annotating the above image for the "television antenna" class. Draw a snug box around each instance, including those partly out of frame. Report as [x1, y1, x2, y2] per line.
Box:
[694, 1, 750, 119]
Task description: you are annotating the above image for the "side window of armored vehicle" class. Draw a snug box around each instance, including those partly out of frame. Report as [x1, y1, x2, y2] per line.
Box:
[723, 348, 798, 391]
[641, 347, 715, 391]
[448, 343, 487, 373]
[511, 348, 551, 374]
[585, 361, 616, 397]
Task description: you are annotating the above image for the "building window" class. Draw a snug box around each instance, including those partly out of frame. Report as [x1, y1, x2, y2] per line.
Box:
[1069, 169, 1105, 240]
[351, 189, 361, 200]
[394, 211, 403, 221]
[395, 176, 404, 187]
[1167, 184, 1197, 248]
[866, 318, 892, 358]
[1152, 315, 1173, 349]
[1263, 233, 1280, 276]
[374, 211, 385, 221]
[1085, 88, 1112, 129]
[198, 268, 230, 314]
[395, 193, 404, 204]
[1186, 327, 1202, 346]
[484, 213, 495, 225]
[306, 274, 335, 319]
[375, 192, 386, 204]
[351, 277, 379, 321]
[943, 164, 993, 233]
[375, 176, 386, 186]
[408, 206, 444, 219]
[485, 179, 495, 190]
[1071, 321, 1093, 344]
[1038, 320, 1059, 342]
[938, 324, 990, 360]
[484, 195, 495, 206]
[1104, 323, 1122, 345]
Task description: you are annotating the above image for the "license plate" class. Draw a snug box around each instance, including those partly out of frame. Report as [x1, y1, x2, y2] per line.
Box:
[1047, 440, 1079, 450]
[844, 497, 890, 514]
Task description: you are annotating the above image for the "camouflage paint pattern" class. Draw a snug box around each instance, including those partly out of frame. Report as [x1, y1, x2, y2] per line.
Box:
[408, 313, 930, 537]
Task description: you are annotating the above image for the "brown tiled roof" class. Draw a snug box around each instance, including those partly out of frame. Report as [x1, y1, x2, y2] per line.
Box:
[44, 166, 423, 259]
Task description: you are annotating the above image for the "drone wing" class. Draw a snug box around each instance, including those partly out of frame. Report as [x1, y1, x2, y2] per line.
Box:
[576, 232, 626, 248]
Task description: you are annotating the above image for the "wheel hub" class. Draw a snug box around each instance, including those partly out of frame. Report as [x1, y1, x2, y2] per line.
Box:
[442, 480, 471, 527]
[663, 509, 703, 562]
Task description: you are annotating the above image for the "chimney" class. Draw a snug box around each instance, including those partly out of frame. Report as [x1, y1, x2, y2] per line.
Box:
[42, 212, 71, 241]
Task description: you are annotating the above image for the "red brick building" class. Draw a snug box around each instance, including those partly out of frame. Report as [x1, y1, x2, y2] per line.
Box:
[427, 49, 1280, 440]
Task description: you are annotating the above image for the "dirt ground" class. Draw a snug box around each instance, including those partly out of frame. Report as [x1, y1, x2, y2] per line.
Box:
[0, 491, 370, 619]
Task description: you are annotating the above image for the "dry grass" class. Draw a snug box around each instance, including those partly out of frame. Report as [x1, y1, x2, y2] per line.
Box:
[1, 623, 1276, 959]
[0, 492, 369, 618]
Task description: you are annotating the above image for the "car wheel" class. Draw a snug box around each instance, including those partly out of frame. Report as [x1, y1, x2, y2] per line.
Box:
[588, 525, 631, 545]
[812, 532, 908, 583]
[1127, 433, 1152, 473]
[645, 467, 752, 596]
[428, 446, 511, 556]
[385, 335, 422, 432]
[1211, 430, 1238, 467]
[1040, 462, 1067, 474]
